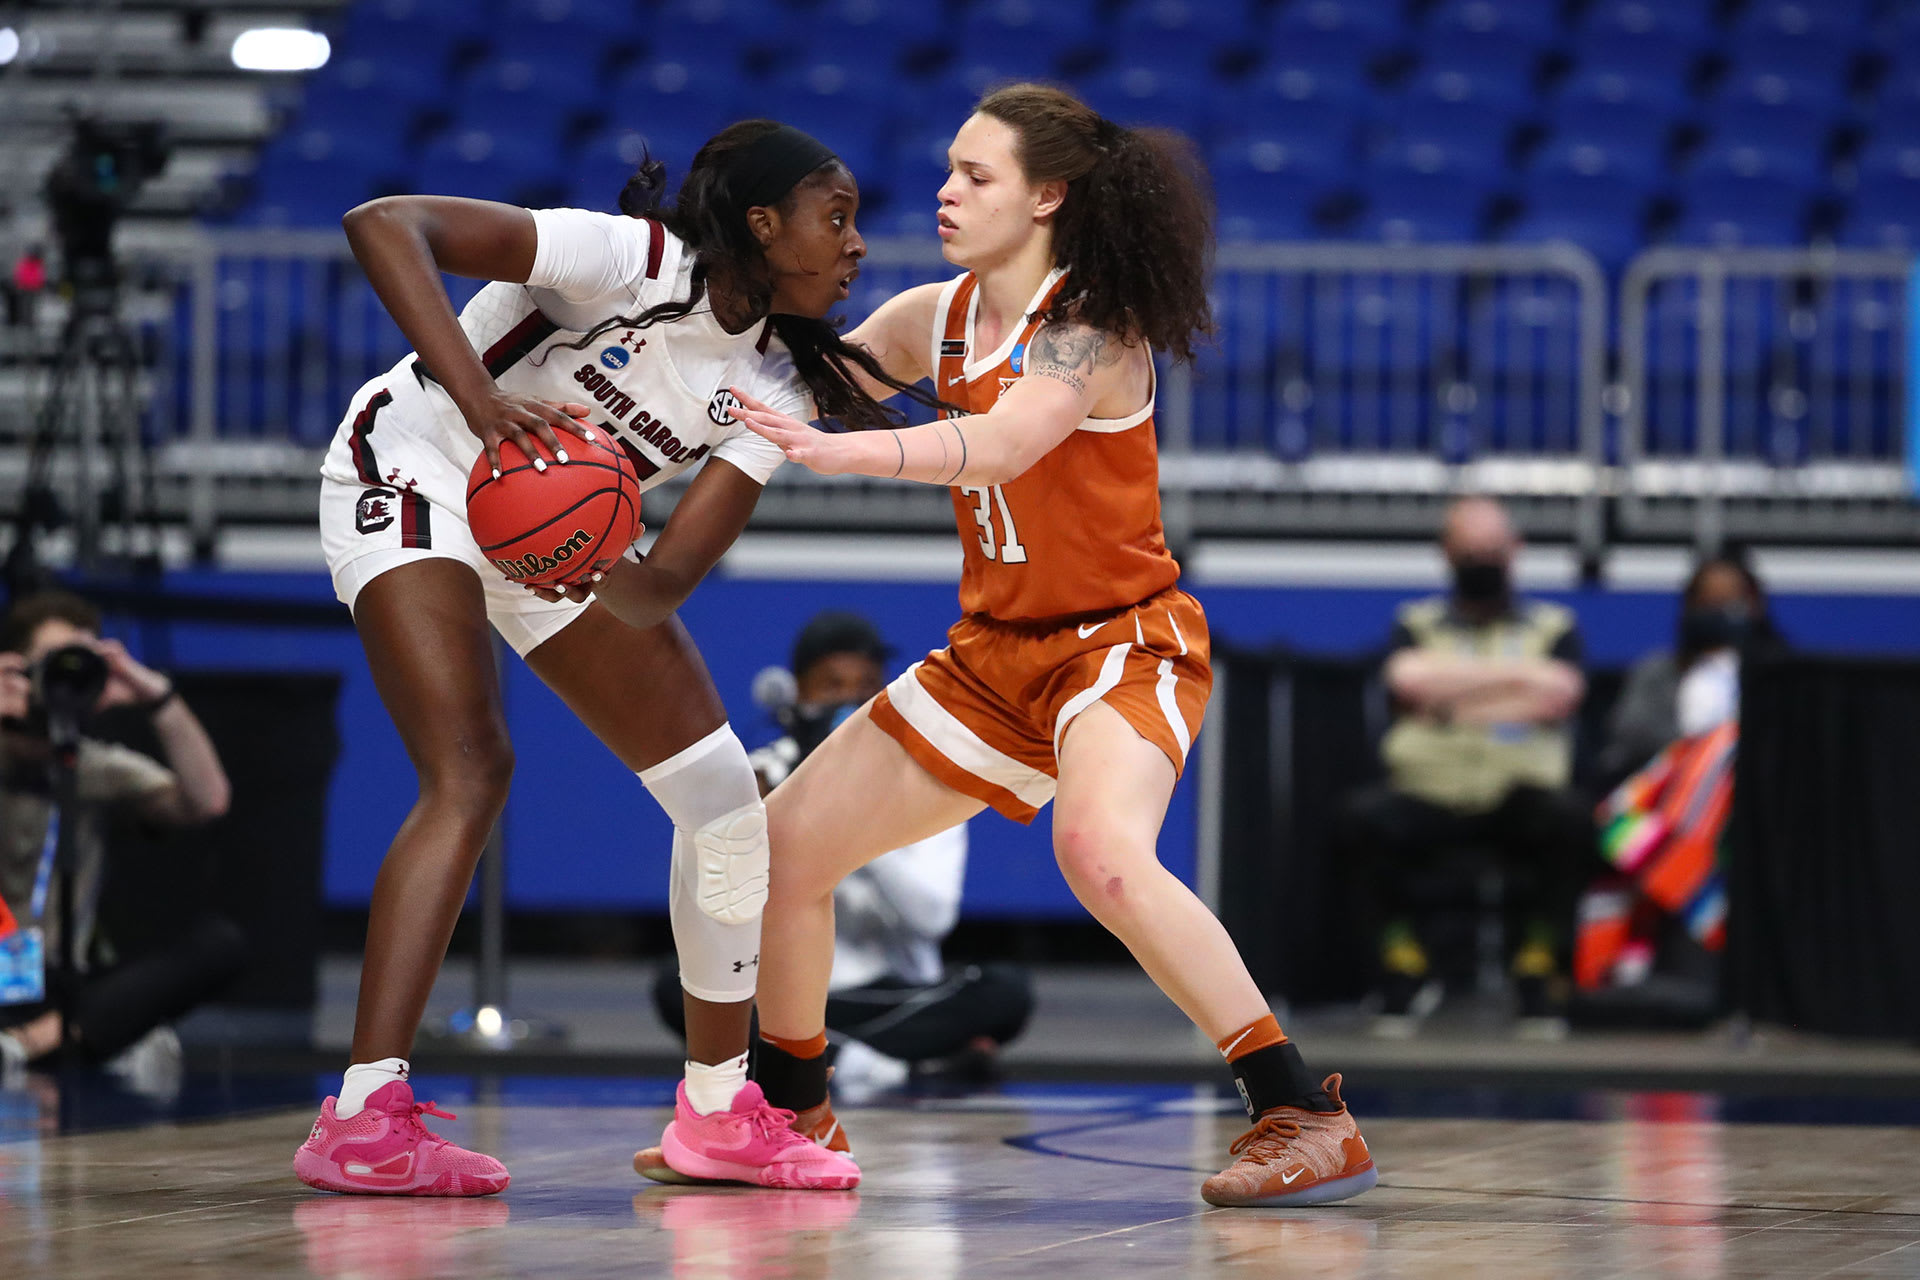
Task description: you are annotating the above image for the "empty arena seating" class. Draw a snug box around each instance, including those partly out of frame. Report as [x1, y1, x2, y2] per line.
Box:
[212, 0, 1914, 261]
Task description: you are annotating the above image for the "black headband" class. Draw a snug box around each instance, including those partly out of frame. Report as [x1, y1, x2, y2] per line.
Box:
[727, 124, 839, 210]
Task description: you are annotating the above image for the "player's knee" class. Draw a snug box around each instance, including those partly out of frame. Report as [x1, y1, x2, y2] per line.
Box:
[689, 799, 769, 924]
[420, 728, 514, 815]
[1054, 823, 1126, 900]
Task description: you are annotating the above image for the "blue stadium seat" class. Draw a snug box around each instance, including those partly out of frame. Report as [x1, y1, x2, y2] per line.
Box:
[885, 129, 951, 207]
[942, 48, 1066, 101]
[1209, 135, 1348, 240]
[1724, 24, 1859, 94]
[454, 56, 604, 139]
[1670, 172, 1811, 246]
[649, 0, 790, 66]
[1213, 115, 1351, 189]
[1555, 65, 1691, 118]
[1505, 172, 1651, 268]
[1245, 29, 1379, 109]
[1573, 30, 1706, 102]
[808, 0, 948, 52]
[1871, 75, 1920, 145]
[605, 66, 738, 146]
[566, 127, 676, 212]
[1546, 97, 1674, 178]
[1077, 65, 1212, 139]
[957, 0, 1102, 73]
[1381, 97, 1518, 182]
[247, 129, 398, 226]
[1737, 0, 1873, 43]
[1697, 99, 1835, 183]
[1531, 133, 1662, 188]
[1578, 0, 1716, 44]
[1422, 27, 1547, 84]
[300, 75, 436, 143]
[338, 0, 487, 56]
[1855, 137, 1920, 185]
[1357, 167, 1493, 242]
[1404, 63, 1534, 113]
[1838, 178, 1920, 250]
[1715, 66, 1847, 117]
[486, 3, 634, 71]
[1110, 0, 1243, 75]
[1272, 0, 1406, 45]
[416, 129, 566, 205]
[1427, 0, 1561, 46]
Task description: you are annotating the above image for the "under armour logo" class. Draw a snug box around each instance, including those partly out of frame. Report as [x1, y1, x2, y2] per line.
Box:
[383, 467, 418, 492]
[620, 330, 646, 351]
[731, 955, 760, 974]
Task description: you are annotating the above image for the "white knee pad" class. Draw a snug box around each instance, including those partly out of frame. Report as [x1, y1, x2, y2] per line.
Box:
[641, 725, 768, 1004]
[670, 824, 764, 1004]
[689, 798, 770, 925]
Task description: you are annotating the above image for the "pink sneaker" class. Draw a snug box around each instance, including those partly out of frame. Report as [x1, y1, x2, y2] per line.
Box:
[294, 1081, 510, 1197]
[658, 1081, 861, 1189]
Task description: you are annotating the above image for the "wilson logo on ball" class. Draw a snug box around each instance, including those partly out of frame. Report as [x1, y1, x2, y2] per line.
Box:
[491, 528, 595, 581]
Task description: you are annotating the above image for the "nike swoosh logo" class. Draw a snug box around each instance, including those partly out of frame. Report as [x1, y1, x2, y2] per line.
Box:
[1077, 620, 1111, 639]
[1281, 1167, 1308, 1185]
[947, 376, 965, 386]
[1220, 1026, 1255, 1056]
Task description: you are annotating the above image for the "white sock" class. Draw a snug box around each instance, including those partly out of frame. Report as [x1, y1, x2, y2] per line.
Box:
[683, 1052, 749, 1116]
[337, 1057, 410, 1119]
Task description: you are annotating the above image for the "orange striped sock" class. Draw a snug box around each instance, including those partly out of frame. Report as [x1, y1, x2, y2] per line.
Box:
[760, 1030, 828, 1060]
[1216, 1014, 1287, 1062]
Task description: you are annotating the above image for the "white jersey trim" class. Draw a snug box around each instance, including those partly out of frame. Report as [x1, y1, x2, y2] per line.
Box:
[1079, 346, 1156, 433]
[1052, 642, 1133, 757]
[887, 663, 1057, 811]
[963, 266, 1069, 383]
[930, 274, 970, 394]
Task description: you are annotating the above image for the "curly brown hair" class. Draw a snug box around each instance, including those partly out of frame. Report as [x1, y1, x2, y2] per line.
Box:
[975, 83, 1215, 361]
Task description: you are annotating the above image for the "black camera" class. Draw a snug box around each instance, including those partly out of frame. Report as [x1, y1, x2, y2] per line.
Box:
[44, 117, 170, 300]
[17, 643, 110, 747]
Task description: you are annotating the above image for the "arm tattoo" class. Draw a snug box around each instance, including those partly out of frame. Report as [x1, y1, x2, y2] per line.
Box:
[1027, 323, 1118, 396]
[891, 431, 906, 478]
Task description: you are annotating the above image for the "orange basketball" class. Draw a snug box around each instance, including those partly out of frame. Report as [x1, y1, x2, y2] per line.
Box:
[465, 423, 641, 588]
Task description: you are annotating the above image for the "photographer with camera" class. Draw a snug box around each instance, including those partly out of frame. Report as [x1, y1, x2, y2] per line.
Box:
[0, 590, 240, 1081]
[653, 611, 1033, 1092]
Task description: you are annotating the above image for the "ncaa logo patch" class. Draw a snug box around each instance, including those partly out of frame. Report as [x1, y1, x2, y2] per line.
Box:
[355, 487, 396, 535]
[1009, 343, 1026, 373]
[708, 387, 743, 426]
[600, 346, 630, 370]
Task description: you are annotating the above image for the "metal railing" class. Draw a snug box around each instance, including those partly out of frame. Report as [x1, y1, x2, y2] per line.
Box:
[1619, 247, 1920, 545]
[4, 231, 1916, 553]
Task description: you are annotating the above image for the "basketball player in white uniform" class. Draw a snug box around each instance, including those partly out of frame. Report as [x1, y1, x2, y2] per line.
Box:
[295, 122, 943, 1196]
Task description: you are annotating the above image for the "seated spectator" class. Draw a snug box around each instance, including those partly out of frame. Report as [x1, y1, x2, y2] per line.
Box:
[1576, 552, 1784, 1016]
[1596, 551, 1785, 788]
[654, 611, 1032, 1091]
[1334, 497, 1589, 1036]
[0, 591, 244, 1084]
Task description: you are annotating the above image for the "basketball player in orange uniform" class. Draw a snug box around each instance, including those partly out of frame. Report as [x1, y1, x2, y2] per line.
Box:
[685, 85, 1376, 1207]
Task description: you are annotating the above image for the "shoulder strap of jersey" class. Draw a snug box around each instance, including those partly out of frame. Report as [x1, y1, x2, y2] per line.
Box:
[929, 273, 975, 376]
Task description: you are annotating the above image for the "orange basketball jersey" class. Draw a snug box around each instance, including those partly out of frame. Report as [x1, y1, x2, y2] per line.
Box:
[932, 267, 1181, 621]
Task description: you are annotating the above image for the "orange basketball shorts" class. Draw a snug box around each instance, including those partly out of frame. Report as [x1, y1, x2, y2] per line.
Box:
[869, 587, 1212, 823]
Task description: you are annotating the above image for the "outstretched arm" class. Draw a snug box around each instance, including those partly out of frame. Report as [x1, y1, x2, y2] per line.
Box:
[342, 195, 590, 473]
[726, 320, 1132, 487]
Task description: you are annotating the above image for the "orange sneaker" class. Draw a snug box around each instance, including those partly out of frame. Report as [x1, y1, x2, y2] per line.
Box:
[634, 1093, 852, 1183]
[1201, 1074, 1378, 1208]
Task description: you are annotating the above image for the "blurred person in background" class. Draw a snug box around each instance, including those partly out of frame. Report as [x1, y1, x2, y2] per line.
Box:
[1596, 550, 1785, 787]
[0, 590, 241, 1085]
[653, 611, 1033, 1095]
[1576, 552, 1785, 1019]
[1334, 496, 1589, 1035]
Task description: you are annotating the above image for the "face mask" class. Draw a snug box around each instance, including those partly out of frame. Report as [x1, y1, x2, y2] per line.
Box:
[1452, 559, 1509, 603]
[1681, 604, 1751, 653]
[779, 700, 861, 759]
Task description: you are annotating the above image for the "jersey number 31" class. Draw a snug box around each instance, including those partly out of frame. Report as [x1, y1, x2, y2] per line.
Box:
[961, 485, 1028, 564]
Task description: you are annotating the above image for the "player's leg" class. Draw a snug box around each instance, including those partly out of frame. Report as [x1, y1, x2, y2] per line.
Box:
[523, 603, 758, 1071]
[1052, 702, 1376, 1208]
[528, 605, 881, 1188]
[629, 703, 983, 1186]
[296, 558, 514, 1197]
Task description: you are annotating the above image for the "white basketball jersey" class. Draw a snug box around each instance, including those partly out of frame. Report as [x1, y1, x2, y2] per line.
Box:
[356, 210, 811, 494]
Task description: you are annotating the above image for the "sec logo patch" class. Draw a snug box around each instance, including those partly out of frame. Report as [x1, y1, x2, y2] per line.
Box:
[708, 388, 742, 426]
